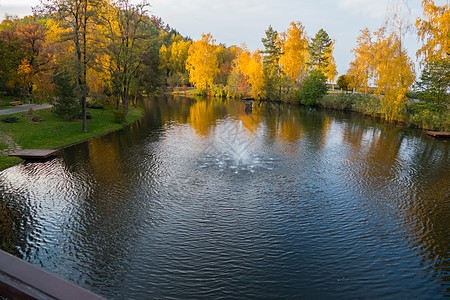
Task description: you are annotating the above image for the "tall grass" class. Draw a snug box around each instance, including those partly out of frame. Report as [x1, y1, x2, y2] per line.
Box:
[318, 93, 448, 131]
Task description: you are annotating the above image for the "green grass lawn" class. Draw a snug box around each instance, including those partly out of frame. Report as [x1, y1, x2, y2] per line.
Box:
[0, 107, 143, 170]
[0, 96, 22, 110]
[0, 141, 8, 151]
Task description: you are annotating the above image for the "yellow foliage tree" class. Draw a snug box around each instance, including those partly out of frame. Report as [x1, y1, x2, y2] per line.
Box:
[323, 41, 338, 86]
[279, 21, 309, 83]
[236, 48, 265, 99]
[416, 0, 450, 61]
[159, 36, 191, 85]
[373, 28, 415, 122]
[186, 33, 219, 89]
[348, 28, 375, 93]
[170, 39, 191, 76]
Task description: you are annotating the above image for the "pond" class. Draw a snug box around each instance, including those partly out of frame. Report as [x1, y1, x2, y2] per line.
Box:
[0, 96, 449, 299]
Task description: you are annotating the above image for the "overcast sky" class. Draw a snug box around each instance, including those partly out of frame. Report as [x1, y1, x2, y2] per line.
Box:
[0, 0, 425, 76]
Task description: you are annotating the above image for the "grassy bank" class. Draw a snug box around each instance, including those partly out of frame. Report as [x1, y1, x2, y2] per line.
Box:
[0, 107, 143, 170]
[319, 93, 450, 131]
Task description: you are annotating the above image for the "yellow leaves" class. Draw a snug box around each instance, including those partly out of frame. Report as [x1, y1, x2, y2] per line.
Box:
[348, 28, 376, 93]
[349, 26, 415, 121]
[279, 21, 309, 83]
[234, 48, 265, 99]
[416, 0, 450, 61]
[171, 39, 192, 74]
[186, 33, 219, 89]
[323, 41, 338, 84]
[374, 32, 415, 121]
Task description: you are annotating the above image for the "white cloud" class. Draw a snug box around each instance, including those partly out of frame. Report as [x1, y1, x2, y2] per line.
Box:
[338, 0, 389, 19]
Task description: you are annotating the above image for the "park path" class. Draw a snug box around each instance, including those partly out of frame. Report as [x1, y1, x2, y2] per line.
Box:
[0, 104, 53, 156]
[0, 132, 22, 156]
[0, 104, 53, 116]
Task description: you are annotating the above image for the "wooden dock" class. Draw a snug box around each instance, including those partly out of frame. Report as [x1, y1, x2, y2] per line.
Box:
[426, 131, 450, 138]
[9, 149, 59, 159]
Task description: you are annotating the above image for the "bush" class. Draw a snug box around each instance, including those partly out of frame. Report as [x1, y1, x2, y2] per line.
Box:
[31, 115, 43, 123]
[194, 89, 207, 97]
[407, 102, 450, 131]
[351, 94, 383, 117]
[86, 102, 103, 109]
[210, 85, 227, 98]
[113, 106, 128, 123]
[299, 69, 328, 106]
[320, 94, 354, 110]
[1, 116, 19, 123]
[76, 111, 93, 120]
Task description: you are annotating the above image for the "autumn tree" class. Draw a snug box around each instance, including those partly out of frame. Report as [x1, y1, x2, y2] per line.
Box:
[39, 0, 101, 132]
[0, 17, 53, 97]
[15, 21, 50, 96]
[416, 0, 450, 62]
[159, 35, 191, 86]
[415, 0, 449, 107]
[279, 21, 309, 84]
[323, 41, 338, 86]
[348, 28, 375, 93]
[100, 0, 151, 108]
[214, 44, 238, 86]
[186, 33, 219, 90]
[373, 27, 415, 121]
[336, 74, 352, 91]
[236, 48, 265, 99]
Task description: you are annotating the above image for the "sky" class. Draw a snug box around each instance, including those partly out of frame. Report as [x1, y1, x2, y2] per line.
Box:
[0, 0, 426, 77]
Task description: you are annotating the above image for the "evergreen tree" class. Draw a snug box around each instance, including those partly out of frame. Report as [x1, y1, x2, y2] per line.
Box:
[261, 25, 282, 100]
[416, 58, 450, 105]
[53, 70, 80, 120]
[308, 29, 332, 70]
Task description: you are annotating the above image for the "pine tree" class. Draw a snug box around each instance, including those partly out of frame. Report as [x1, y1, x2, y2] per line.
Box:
[261, 25, 282, 100]
[308, 29, 332, 70]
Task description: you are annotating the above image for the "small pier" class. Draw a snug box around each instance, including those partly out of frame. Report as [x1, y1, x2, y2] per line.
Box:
[426, 131, 450, 138]
[9, 149, 59, 159]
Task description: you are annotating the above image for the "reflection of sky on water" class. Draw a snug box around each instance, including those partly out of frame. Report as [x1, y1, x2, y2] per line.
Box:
[0, 97, 448, 298]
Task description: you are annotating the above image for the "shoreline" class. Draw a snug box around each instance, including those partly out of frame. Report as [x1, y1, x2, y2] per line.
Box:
[0, 107, 143, 171]
[165, 90, 448, 133]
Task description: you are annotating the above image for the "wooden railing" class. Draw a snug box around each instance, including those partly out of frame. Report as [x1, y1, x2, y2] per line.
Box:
[0, 250, 106, 300]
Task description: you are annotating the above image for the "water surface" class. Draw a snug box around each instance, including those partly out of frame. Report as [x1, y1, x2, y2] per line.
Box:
[1, 96, 449, 299]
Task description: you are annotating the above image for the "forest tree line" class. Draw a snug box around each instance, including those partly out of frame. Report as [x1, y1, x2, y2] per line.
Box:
[0, 0, 448, 129]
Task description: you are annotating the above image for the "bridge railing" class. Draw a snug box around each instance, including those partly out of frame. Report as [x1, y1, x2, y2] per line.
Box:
[0, 250, 105, 300]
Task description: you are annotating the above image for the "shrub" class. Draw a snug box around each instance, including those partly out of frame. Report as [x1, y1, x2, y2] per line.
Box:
[1, 116, 19, 123]
[407, 102, 450, 131]
[86, 101, 103, 109]
[113, 106, 128, 123]
[351, 94, 383, 117]
[299, 69, 328, 106]
[320, 94, 354, 110]
[76, 111, 93, 120]
[31, 115, 43, 123]
[194, 89, 207, 97]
